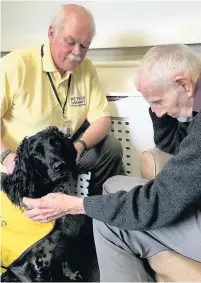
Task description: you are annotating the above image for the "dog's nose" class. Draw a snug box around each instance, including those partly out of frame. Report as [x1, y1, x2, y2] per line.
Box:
[53, 161, 66, 172]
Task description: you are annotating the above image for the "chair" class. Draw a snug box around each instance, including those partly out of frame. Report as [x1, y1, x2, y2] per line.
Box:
[140, 148, 201, 282]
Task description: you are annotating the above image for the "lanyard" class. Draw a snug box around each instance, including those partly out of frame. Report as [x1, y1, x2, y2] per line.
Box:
[40, 44, 72, 118]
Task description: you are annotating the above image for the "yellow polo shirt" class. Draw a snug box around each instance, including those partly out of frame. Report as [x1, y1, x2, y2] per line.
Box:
[0, 43, 110, 152]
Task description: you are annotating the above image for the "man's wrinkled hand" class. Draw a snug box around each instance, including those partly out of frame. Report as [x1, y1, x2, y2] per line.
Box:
[22, 193, 85, 222]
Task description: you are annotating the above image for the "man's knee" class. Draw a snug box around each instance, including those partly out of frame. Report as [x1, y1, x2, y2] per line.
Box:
[102, 175, 148, 194]
[93, 219, 112, 241]
[93, 219, 105, 238]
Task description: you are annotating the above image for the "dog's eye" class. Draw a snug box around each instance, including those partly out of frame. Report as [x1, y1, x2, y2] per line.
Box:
[54, 140, 60, 147]
[49, 138, 61, 148]
[34, 145, 44, 157]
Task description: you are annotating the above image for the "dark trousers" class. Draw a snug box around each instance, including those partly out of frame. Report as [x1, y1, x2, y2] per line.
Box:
[77, 135, 123, 195]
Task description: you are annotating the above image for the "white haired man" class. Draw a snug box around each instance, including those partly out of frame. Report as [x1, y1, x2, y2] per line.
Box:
[23, 44, 201, 281]
[0, 4, 123, 196]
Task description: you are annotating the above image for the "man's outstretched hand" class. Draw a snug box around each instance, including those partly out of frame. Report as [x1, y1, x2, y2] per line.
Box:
[22, 193, 85, 222]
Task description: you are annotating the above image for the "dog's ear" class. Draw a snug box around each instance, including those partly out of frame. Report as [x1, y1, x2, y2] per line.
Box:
[2, 137, 35, 206]
[63, 137, 78, 180]
[71, 145, 78, 180]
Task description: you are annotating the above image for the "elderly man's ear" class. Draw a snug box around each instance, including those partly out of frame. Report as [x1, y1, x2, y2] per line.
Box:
[48, 25, 56, 41]
[173, 76, 194, 97]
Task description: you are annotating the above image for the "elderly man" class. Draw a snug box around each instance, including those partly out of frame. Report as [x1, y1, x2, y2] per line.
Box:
[0, 4, 122, 195]
[23, 44, 201, 281]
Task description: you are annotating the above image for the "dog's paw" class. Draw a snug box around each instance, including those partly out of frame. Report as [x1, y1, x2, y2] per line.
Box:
[70, 270, 83, 281]
[62, 262, 83, 281]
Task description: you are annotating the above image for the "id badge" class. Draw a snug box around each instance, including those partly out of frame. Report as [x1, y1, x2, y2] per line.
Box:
[60, 127, 72, 138]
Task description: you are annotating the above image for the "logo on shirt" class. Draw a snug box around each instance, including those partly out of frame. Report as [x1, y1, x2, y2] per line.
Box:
[70, 96, 86, 106]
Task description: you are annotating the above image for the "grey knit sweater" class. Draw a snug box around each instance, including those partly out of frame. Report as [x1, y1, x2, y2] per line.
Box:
[83, 109, 201, 231]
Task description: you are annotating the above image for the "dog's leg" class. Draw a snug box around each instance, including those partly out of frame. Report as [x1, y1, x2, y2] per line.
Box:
[62, 261, 83, 282]
[29, 236, 60, 282]
[50, 244, 83, 282]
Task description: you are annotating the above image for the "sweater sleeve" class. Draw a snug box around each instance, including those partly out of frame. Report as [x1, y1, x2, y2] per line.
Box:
[149, 108, 189, 155]
[84, 112, 201, 231]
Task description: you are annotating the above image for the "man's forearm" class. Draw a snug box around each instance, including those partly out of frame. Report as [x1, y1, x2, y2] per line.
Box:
[78, 116, 111, 149]
[64, 196, 86, 215]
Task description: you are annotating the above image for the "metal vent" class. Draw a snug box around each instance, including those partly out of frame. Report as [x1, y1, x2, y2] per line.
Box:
[70, 117, 132, 197]
[110, 117, 132, 176]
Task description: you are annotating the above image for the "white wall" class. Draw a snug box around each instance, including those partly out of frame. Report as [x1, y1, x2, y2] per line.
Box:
[94, 60, 155, 177]
[2, 0, 201, 51]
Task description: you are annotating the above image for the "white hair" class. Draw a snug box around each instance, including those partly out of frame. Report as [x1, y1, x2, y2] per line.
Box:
[138, 44, 201, 88]
[49, 4, 96, 37]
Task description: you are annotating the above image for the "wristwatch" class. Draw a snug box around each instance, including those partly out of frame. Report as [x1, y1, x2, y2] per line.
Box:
[0, 149, 13, 165]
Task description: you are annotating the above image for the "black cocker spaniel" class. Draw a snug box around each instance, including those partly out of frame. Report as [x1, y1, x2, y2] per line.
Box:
[1, 126, 99, 282]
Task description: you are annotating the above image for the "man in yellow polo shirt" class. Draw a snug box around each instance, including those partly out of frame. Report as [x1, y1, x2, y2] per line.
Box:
[0, 4, 123, 195]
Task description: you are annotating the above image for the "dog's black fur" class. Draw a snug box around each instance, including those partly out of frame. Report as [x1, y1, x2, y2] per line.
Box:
[1, 126, 99, 282]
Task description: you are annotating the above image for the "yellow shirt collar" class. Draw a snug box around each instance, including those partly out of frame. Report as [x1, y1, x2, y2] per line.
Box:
[42, 42, 57, 73]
